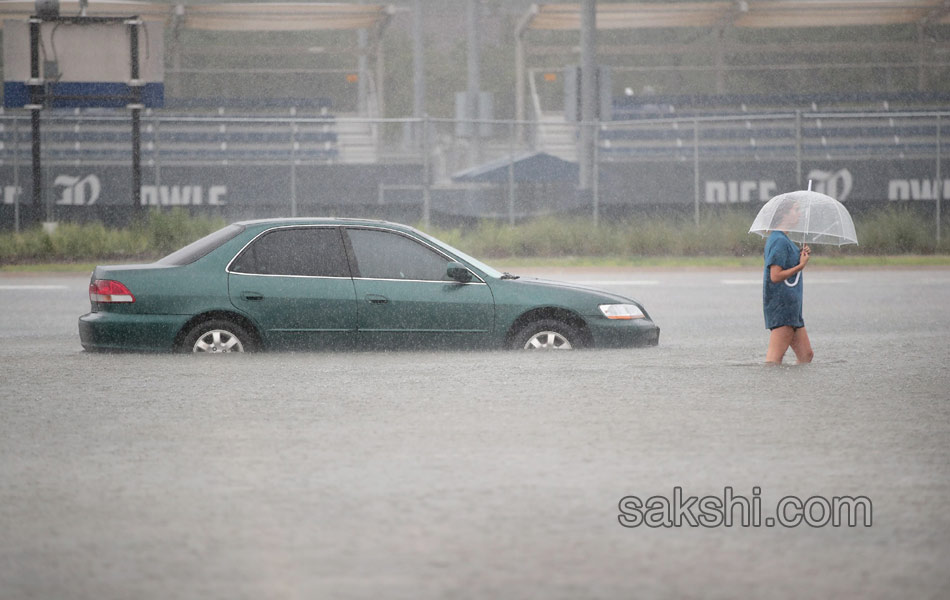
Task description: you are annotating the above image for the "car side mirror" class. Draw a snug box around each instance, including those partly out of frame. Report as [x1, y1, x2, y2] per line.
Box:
[446, 262, 473, 283]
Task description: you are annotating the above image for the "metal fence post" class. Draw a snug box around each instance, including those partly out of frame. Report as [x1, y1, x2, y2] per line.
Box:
[29, 17, 43, 224]
[508, 121, 515, 226]
[13, 116, 21, 233]
[422, 115, 431, 228]
[593, 122, 600, 227]
[795, 110, 802, 187]
[693, 118, 700, 226]
[937, 113, 942, 246]
[129, 19, 143, 215]
[290, 113, 297, 217]
[153, 114, 161, 202]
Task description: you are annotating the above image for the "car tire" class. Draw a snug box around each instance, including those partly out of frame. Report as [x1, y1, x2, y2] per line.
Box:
[511, 319, 584, 350]
[180, 319, 256, 353]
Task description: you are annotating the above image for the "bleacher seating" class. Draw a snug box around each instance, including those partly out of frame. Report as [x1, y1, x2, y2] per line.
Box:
[163, 96, 334, 113]
[612, 91, 950, 120]
[598, 92, 950, 162]
[0, 97, 343, 164]
[1, 92, 946, 166]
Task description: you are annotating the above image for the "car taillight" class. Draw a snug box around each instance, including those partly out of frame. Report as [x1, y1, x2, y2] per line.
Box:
[89, 279, 135, 303]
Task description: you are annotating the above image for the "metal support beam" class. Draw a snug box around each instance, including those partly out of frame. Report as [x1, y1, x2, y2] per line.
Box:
[358, 27, 368, 115]
[467, 0, 481, 165]
[373, 8, 394, 119]
[715, 29, 725, 94]
[28, 17, 43, 217]
[412, 0, 425, 123]
[578, 0, 596, 194]
[514, 5, 537, 142]
[375, 31, 384, 118]
[128, 18, 143, 213]
[170, 4, 183, 98]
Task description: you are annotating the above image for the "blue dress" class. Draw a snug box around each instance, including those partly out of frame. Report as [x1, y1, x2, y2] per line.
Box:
[763, 231, 804, 330]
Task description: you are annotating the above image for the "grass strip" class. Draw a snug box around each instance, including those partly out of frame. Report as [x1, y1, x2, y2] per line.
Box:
[6, 255, 950, 274]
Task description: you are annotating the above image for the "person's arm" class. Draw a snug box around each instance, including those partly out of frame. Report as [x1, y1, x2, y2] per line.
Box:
[769, 245, 810, 283]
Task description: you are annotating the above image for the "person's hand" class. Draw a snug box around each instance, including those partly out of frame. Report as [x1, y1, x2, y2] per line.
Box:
[799, 245, 811, 267]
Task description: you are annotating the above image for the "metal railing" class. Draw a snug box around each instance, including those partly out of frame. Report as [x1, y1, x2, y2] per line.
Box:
[0, 109, 947, 238]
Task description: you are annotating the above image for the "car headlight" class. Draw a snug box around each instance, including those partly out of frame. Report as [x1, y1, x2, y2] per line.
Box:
[599, 304, 645, 320]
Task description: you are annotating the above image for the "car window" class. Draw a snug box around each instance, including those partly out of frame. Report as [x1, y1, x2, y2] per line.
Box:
[346, 228, 451, 281]
[230, 227, 350, 277]
[157, 224, 246, 266]
[415, 228, 502, 279]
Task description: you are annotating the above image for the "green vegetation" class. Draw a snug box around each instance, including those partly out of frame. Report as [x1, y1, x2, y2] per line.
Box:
[426, 208, 950, 260]
[0, 209, 226, 267]
[2, 207, 949, 271]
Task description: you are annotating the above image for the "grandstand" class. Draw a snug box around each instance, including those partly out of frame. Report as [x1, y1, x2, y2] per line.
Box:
[19, 109, 342, 165]
[0, 1, 948, 228]
[611, 92, 950, 121]
[0, 1, 392, 165]
[596, 107, 950, 161]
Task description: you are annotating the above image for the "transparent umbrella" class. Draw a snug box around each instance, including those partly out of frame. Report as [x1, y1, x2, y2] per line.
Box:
[749, 189, 858, 246]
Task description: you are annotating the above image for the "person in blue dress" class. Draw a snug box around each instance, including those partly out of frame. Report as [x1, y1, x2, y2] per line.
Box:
[763, 200, 813, 364]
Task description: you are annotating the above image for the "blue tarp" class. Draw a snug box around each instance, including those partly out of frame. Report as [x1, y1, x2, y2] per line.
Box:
[451, 151, 578, 184]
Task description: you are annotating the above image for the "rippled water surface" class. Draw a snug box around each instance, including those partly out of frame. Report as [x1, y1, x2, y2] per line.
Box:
[1, 268, 948, 599]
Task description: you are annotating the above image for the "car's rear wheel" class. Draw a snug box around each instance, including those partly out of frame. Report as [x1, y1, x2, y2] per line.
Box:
[511, 319, 584, 350]
[180, 319, 255, 353]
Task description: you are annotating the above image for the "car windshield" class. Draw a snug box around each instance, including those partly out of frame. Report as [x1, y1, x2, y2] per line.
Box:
[156, 224, 246, 266]
[415, 229, 504, 279]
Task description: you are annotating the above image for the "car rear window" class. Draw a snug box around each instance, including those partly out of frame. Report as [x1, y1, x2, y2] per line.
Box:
[229, 227, 350, 277]
[156, 224, 246, 266]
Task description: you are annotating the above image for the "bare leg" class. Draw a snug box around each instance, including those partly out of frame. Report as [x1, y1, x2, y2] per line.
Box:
[766, 326, 795, 364]
[789, 327, 814, 364]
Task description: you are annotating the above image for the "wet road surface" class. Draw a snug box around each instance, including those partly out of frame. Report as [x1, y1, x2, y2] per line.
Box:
[1, 267, 948, 599]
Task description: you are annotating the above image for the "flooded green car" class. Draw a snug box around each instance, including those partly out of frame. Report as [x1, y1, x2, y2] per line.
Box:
[79, 218, 659, 352]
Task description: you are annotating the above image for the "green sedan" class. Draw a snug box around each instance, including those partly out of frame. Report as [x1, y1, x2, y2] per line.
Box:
[78, 218, 659, 352]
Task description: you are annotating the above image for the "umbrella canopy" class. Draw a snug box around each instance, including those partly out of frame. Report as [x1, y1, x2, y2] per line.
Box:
[749, 190, 858, 246]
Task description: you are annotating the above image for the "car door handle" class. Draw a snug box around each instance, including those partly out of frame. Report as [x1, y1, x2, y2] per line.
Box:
[365, 294, 389, 304]
[241, 291, 264, 301]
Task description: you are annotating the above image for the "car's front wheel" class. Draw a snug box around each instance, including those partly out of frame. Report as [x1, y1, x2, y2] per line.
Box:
[511, 319, 584, 350]
[180, 319, 255, 353]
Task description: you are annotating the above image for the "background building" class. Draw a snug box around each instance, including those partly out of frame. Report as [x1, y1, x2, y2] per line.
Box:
[0, 0, 948, 229]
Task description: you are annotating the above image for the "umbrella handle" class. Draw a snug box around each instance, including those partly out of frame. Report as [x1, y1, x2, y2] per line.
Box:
[784, 272, 801, 287]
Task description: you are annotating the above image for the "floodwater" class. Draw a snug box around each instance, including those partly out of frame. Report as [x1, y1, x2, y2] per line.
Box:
[0, 267, 948, 599]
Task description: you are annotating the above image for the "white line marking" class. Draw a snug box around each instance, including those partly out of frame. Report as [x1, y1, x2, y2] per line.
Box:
[577, 280, 661, 286]
[721, 279, 854, 285]
[0, 285, 69, 290]
[721, 279, 760, 285]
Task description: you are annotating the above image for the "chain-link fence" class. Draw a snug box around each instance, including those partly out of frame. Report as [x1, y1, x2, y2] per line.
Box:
[1, 109, 947, 233]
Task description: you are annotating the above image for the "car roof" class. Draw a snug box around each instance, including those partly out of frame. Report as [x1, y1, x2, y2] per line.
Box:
[233, 217, 417, 231]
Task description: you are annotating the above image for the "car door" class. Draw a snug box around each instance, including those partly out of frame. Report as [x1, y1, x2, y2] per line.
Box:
[343, 226, 495, 349]
[228, 226, 357, 349]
